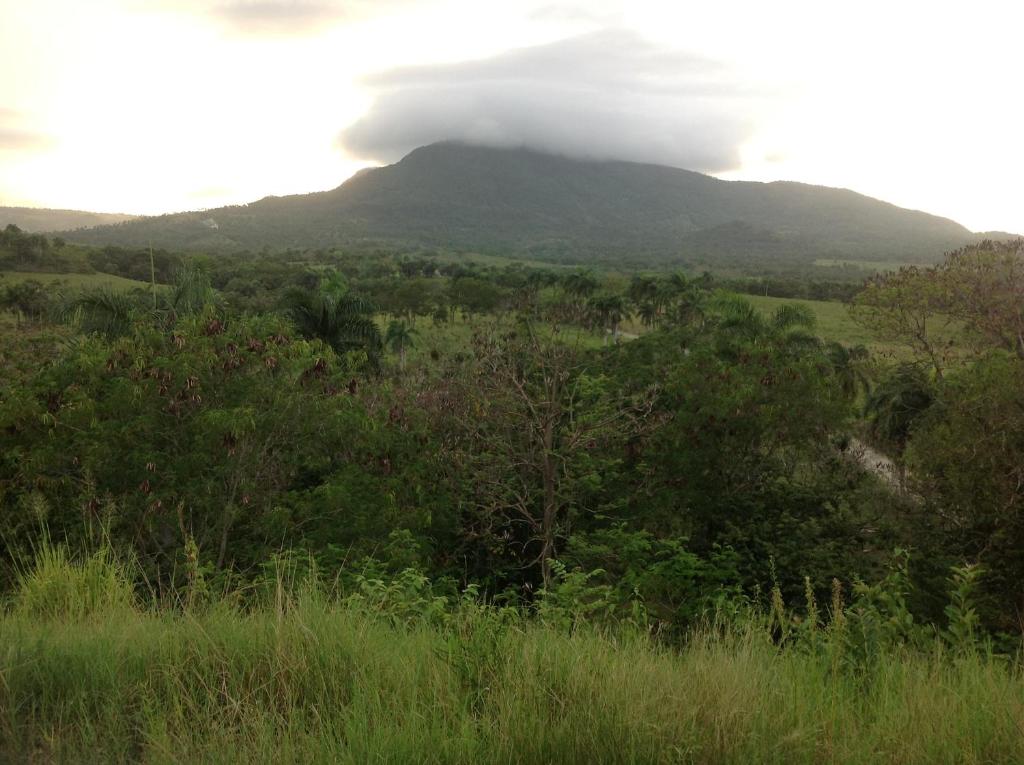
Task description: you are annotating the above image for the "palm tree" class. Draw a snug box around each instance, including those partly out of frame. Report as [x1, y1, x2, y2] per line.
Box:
[863, 363, 934, 455]
[714, 295, 761, 336]
[562, 270, 598, 323]
[283, 270, 382, 357]
[768, 303, 819, 340]
[61, 288, 137, 339]
[59, 265, 221, 339]
[705, 294, 826, 366]
[826, 342, 872, 401]
[589, 294, 630, 345]
[627, 275, 659, 306]
[662, 273, 705, 328]
[714, 295, 819, 348]
[665, 272, 690, 294]
[637, 301, 659, 329]
[164, 264, 221, 322]
[385, 320, 417, 371]
[563, 271, 598, 301]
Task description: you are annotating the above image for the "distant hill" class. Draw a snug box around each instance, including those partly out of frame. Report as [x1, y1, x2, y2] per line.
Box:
[1, 207, 138, 233]
[61, 143, 1001, 267]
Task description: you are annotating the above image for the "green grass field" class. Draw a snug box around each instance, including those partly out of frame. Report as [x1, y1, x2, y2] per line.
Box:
[0, 270, 150, 290]
[2, 549, 1023, 764]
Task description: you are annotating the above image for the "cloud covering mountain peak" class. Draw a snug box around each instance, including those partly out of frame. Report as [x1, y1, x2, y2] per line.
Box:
[339, 30, 756, 172]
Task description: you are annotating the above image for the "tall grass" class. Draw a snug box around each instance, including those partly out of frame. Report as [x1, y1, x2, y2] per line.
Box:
[12, 544, 136, 620]
[2, 550, 1023, 763]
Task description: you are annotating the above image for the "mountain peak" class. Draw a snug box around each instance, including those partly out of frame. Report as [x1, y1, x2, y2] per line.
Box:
[62, 143, 980, 268]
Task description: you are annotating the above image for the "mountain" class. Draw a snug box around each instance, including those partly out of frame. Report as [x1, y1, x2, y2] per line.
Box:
[61, 143, 992, 267]
[1, 206, 138, 233]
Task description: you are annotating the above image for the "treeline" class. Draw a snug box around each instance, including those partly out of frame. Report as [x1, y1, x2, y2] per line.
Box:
[3, 220, 875, 302]
[0, 224, 70, 271]
[716, 274, 862, 302]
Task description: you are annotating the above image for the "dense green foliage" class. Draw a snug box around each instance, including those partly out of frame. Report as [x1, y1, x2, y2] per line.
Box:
[4, 233, 1024, 760]
[848, 239, 1024, 627]
[61, 143, 992, 269]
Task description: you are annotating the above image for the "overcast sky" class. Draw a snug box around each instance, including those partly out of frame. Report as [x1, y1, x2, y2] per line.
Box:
[0, 0, 1020, 233]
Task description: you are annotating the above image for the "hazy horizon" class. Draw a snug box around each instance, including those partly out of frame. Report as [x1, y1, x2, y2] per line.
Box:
[1, 0, 1021, 233]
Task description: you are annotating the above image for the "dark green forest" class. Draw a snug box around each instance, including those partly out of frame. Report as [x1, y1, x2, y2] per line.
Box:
[4, 226, 1024, 632]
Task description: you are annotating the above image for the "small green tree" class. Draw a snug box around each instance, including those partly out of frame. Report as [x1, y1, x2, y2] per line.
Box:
[451, 324, 646, 588]
[0, 280, 50, 326]
[850, 265, 954, 378]
[385, 320, 417, 371]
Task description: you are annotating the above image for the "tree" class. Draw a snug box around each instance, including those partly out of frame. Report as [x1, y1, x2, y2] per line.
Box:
[637, 301, 659, 329]
[561, 270, 598, 323]
[283, 270, 381, 358]
[711, 294, 819, 355]
[851, 266, 955, 378]
[937, 239, 1024, 358]
[825, 342, 872, 401]
[451, 324, 646, 588]
[385, 320, 417, 371]
[563, 271, 598, 301]
[863, 363, 933, 456]
[852, 239, 1024, 374]
[636, 324, 864, 599]
[588, 294, 630, 345]
[390, 278, 442, 325]
[627, 275, 659, 306]
[0, 313, 368, 576]
[906, 352, 1024, 626]
[165, 264, 221, 322]
[0, 280, 50, 327]
[663, 275, 707, 328]
[449, 276, 504, 319]
[61, 288, 138, 339]
[60, 265, 220, 340]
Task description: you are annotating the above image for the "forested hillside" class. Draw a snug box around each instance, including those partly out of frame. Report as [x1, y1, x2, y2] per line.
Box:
[0, 206, 137, 232]
[62, 143, 992, 268]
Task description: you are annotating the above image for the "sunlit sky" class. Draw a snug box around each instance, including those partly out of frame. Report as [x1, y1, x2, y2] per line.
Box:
[1, 0, 1021, 233]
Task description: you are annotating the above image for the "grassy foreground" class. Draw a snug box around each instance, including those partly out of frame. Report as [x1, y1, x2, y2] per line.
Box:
[2, 555, 1024, 763]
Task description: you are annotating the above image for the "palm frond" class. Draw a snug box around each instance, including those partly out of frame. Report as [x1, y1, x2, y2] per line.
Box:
[62, 288, 137, 339]
[771, 304, 817, 332]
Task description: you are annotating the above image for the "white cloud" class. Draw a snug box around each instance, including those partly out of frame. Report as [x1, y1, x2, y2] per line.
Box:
[340, 30, 758, 172]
